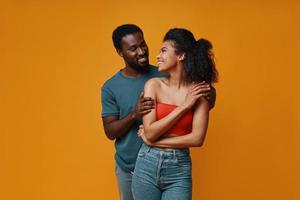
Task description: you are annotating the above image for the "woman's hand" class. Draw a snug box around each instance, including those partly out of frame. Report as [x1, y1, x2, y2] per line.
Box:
[182, 82, 210, 109]
[137, 125, 153, 146]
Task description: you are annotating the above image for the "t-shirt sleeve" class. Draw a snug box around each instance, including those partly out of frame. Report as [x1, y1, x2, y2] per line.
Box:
[101, 86, 119, 117]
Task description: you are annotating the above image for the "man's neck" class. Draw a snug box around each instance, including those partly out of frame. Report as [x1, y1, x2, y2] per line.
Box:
[120, 66, 148, 78]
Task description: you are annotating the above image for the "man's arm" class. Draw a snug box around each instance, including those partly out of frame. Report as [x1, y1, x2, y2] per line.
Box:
[206, 85, 216, 110]
[102, 92, 154, 140]
[102, 114, 138, 140]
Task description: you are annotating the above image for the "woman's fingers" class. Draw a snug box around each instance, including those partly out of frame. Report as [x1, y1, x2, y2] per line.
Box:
[192, 84, 210, 92]
[138, 124, 145, 138]
[192, 86, 210, 102]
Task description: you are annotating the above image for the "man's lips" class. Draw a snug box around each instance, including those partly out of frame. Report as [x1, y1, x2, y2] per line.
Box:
[138, 57, 148, 62]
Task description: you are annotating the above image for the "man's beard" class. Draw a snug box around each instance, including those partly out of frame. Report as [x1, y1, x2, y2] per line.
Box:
[130, 61, 149, 73]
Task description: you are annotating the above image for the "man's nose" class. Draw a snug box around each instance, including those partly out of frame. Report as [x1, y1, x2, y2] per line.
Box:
[137, 47, 145, 55]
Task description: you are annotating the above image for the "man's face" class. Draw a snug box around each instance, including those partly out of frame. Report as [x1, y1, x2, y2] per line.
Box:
[118, 31, 149, 72]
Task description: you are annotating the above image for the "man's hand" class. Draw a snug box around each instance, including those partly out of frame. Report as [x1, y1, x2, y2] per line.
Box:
[133, 92, 155, 120]
[205, 86, 216, 110]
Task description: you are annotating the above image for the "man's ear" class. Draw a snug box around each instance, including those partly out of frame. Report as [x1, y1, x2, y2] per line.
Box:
[116, 48, 123, 57]
[178, 53, 186, 61]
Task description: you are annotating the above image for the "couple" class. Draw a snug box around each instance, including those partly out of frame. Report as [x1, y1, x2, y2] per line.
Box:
[101, 24, 218, 200]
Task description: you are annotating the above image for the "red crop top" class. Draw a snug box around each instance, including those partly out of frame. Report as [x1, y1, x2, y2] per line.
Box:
[156, 102, 194, 136]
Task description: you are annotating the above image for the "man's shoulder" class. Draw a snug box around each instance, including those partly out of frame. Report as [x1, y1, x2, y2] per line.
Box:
[148, 65, 158, 70]
[102, 71, 122, 89]
[148, 65, 159, 73]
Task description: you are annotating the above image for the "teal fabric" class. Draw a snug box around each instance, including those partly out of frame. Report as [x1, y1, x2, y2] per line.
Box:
[101, 65, 166, 172]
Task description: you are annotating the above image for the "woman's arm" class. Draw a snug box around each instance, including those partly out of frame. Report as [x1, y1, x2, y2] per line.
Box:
[142, 78, 191, 142]
[140, 97, 209, 148]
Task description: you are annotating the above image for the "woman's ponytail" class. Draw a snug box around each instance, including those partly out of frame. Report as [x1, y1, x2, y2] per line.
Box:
[184, 38, 218, 84]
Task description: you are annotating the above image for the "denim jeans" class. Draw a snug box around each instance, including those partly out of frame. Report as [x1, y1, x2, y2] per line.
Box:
[115, 163, 134, 200]
[132, 144, 192, 200]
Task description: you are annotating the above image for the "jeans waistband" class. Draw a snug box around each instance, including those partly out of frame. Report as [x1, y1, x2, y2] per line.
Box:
[141, 143, 190, 157]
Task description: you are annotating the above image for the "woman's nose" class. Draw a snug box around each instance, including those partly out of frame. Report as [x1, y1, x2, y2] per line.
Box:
[156, 53, 161, 60]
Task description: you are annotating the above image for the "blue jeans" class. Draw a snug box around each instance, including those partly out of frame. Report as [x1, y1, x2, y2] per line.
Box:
[115, 163, 134, 200]
[132, 144, 192, 200]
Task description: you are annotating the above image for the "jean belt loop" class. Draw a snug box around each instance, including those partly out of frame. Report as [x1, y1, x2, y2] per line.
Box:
[173, 149, 176, 160]
[146, 145, 151, 153]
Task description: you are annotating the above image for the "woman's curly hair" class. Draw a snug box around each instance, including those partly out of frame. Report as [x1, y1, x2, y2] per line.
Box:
[163, 28, 218, 84]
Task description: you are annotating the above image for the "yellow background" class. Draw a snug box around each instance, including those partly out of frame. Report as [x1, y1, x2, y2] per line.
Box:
[1, 0, 300, 199]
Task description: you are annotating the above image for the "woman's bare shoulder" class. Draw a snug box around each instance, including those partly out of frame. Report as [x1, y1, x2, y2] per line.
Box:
[145, 77, 166, 88]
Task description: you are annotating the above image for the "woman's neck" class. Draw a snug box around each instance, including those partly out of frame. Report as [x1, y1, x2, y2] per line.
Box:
[167, 64, 186, 89]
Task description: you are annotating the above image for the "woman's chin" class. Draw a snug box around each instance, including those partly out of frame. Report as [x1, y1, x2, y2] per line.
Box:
[158, 66, 167, 72]
[159, 68, 172, 74]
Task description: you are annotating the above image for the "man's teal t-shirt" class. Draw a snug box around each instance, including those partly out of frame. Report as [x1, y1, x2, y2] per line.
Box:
[101, 65, 166, 172]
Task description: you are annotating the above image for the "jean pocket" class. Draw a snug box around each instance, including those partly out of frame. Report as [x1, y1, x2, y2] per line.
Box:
[138, 148, 147, 157]
[138, 145, 151, 157]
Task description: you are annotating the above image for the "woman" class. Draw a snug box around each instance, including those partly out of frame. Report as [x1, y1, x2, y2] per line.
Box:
[131, 28, 218, 200]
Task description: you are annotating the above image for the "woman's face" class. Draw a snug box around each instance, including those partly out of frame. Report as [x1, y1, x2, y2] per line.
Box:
[156, 41, 181, 72]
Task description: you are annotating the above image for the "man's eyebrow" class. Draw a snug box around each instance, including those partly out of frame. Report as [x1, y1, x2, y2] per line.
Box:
[138, 40, 146, 46]
[128, 44, 137, 48]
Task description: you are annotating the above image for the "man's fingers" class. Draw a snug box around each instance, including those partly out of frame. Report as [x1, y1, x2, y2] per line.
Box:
[139, 100, 155, 107]
[140, 105, 155, 111]
[136, 106, 153, 116]
[144, 101, 155, 106]
[139, 91, 144, 98]
[140, 97, 154, 103]
[140, 110, 152, 115]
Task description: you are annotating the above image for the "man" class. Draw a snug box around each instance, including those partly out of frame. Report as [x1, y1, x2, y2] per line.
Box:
[101, 24, 215, 200]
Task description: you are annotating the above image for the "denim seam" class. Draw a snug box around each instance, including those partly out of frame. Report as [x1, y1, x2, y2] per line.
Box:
[156, 151, 163, 186]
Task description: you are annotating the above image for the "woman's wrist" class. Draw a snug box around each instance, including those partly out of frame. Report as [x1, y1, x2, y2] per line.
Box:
[180, 103, 192, 112]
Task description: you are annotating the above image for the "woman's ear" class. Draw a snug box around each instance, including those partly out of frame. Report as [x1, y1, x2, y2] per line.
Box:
[178, 53, 186, 61]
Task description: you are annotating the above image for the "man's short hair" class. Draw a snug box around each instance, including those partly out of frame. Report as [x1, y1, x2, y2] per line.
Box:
[112, 24, 143, 50]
